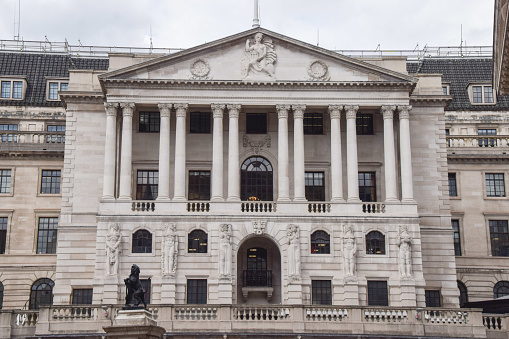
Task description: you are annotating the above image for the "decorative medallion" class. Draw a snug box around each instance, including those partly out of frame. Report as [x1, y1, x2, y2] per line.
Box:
[307, 60, 330, 81]
[190, 59, 211, 80]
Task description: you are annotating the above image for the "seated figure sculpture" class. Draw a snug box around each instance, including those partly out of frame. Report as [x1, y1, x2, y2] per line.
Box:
[124, 264, 147, 308]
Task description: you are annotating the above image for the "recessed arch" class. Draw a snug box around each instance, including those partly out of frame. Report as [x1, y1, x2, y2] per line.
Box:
[29, 278, 54, 310]
[457, 280, 468, 307]
[311, 230, 330, 254]
[494, 281, 509, 299]
[132, 229, 152, 253]
[188, 229, 208, 253]
[241, 156, 273, 201]
[366, 230, 386, 255]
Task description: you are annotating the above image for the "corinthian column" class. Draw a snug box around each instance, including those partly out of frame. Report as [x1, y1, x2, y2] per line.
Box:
[173, 104, 188, 201]
[345, 105, 360, 202]
[102, 102, 118, 200]
[118, 103, 135, 200]
[211, 104, 225, 201]
[381, 105, 398, 202]
[276, 105, 291, 201]
[227, 104, 241, 201]
[329, 105, 344, 202]
[292, 104, 306, 201]
[399, 105, 414, 202]
[157, 103, 172, 201]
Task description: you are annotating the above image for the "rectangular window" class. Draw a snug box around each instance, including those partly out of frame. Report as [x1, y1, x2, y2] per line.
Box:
[48, 82, 59, 100]
[0, 169, 11, 194]
[367, 281, 388, 306]
[12, 81, 22, 99]
[305, 172, 325, 201]
[40, 170, 61, 194]
[246, 113, 267, 134]
[452, 219, 462, 256]
[473, 86, 483, 103]
[60, 83, 68, 92]
[187, 279, 207, 304]
[356, 113, 374, 135]
[359, 172, 376, 202]
[0, 217, 7, 254]
[190, 112, 211, 134]
[188, 171, 211, 201]
[0, 124, 18, 143]
[136, 170, 158, 200]
[141, 279, 151, 304]
[72, 289, 93, 305]
[0, 81, 11, 98]
[485, 86, 494, 103]
[490, 220, 509, 257]
[139, 112, 160, 132]
[37, 217, 58, 254]
[304, 113, 323, 135]
[486, 173, 505, 197]
[442, 86, 448, 95]
[478, 129, 497, 147]
[448, 173, 457, 197]
[425, 290, 441, 307]
[46, 125, 65, 143]
[312, 280, 332, 305]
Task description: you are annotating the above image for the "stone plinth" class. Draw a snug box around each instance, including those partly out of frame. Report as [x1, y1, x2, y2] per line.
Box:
[160, 275, 176, 304]
[103, 309, 165, 339]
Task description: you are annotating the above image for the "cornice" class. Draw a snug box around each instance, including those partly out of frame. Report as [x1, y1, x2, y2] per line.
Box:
[60, 91, 105, 109]
[448, 153, 509, 163]
[0, 151, 64, 159]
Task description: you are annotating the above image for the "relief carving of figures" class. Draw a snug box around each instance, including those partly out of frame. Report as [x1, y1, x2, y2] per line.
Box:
[219, 224, 233, 278]
[241, 33, 277, 80]
[252, 220, 267, 235]
[287, 224, 301, 282]
[343, 225, 357, 279]
[397, 226, 413, 278]
[105, 223, 121, 276]
[243, 134, 271, 154]
[162, 223, 178, 275]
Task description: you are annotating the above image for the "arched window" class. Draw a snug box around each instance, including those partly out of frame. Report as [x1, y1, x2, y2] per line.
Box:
[132, 230, 152, 253]
[366, 231, 385, 255]
[241, 156, 273, 201]
[188, 230, 207, 253]
[494, 281, 509, 299]
[0, 280, 3, 309]
[457, 280, 468, 307]
[29, 278, 54, 310]
[311, 231, 330, 254]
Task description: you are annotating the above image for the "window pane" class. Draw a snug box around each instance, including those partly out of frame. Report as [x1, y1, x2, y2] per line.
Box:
[246, 113, 267, 134]
[37, 217, 58, 254]
[48, 82, 59, 100]
[472, 86, 482, 103]
[60, 83, 68, 92]
[189, 171, 211, 200]
[29, 278, 54, 309]
[40, 170, 61, 194]
[305, 172, 325, 201]
[490, 220, 509, 256]
[139, 112, 160, 132]
[46, 125, 65, 143]
[311, 230, 330, 254]
[304, 113, 323, 135]
[442, 86, 448, 95]
[356, 113, 373, 135]
[12, 81, 22, 99]
[367, 281, 388, 306]
[366, 231, 385, 255]
[72, 289, 93, 305]
[425, 290, 441, 307]
[132, 230, 152, 253]
[140, 279, 151, 304]
[187, 279, 207, 304]
[188, 230, 208, 253]
[452, 219, 461, 256]
[1, 81, 11, 98]
[448, 173, 457, 197]
[486, 173, 505, 197]
[484, 86, 494, 103]
[312, 280, 332, 305]
[0, 217, 7, 254]
[359, 172, 376, 202]
[241, 156, 273, 201]
[494, 281, 509, 298]
[0, 169, 11, 194]
[190, 112, 211, 133]
[136, 170, 158, 200]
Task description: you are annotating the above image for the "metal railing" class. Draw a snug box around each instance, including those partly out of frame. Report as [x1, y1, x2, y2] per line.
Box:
[243, 270, 272, 287]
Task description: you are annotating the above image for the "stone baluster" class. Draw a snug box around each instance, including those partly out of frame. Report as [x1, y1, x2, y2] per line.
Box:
[292, 104, 307, 201]
[157, 103, 172, 201]
[227, 104, 241, 201]
[399, 105, 414, 202]
[381, 105, 398, 202]
[118, 103, 135, 200]
[345, 105, 360, 202]
[211, 104, 226, 201]
[329, 105, 344, 202]
[276, 105, 291, 201]
[173, 104, 188, 201]
[102, 103, 119, 200]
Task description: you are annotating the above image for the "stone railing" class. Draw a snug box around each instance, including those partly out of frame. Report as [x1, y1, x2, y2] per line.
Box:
[447, 136, 509, 148]
[308, 203, 331, 213]
[483, 313, 509, 334]
[0, 131, 65, 144]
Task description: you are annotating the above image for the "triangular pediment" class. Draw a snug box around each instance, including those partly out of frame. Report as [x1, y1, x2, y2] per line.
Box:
[100, 28, 415, 84]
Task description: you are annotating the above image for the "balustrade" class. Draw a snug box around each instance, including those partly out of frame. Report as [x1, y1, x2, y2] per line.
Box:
[187, 202, 210, 212]
[308, 203, 331, 213]
[52, 306, 99, 321]
[0, 131, 65, 144]
[362, 203, 385, 213]
[14, 310, 38, 326]
[484, 314, 504, 330]
[424, 310, 467, 324]
[364, 308, 408, 322]
[306, 307, 348, 321]
[174, 307, 216, 320]
[131, 201, 155, 212]
[233, 306, 290, 321]
[447, 135, 509, 148]
[243, 270, 272, 287]
[241, 202, 276, 213]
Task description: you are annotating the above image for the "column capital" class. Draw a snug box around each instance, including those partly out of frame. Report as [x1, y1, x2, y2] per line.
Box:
[328, 105, 343, 119]
[398, 105, 412, 119]
[227, 104, 241, 118]
[104, 102, 119, 116]
[158, 103, 172, 117]
[211, 104, 226, 118]
[174, 103, 189, 118]
[381, 105, 396, 119]
[276, 104, 291, 119]
[344, 105, 359, 119]
[292, 104, 306, 119]
[120, 103, 135, 117]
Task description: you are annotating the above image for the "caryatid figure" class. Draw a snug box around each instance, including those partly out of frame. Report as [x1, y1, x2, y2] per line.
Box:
[397, 226, 413, 278]
[287, 224, 301, 281]
[219, 224, 232, 278]
[161, 223, 178, 275]
[343, 225, 357, 277]
[105, 223, 121, 275]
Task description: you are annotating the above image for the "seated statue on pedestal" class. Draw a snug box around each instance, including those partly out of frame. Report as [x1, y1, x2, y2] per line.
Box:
[124, 264, 147, 309]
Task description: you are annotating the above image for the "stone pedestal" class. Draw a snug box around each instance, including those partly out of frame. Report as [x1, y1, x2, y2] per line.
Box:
[286, 281, 303, 304]
[103, 275, 120, 305]
[398, 278, 418, 307]
[342, 279, 360, 306]
[103, 309, 165, 339]
[160, 275, 176, 304]
[218, 278, 233, 304]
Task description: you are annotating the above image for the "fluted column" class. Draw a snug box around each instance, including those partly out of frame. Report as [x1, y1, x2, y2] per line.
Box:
[399, 105, 414, 202]
[329, 105, 344, 202]
[381, 105, 398, 202]
[157, 103, 172, 201]
[102, 103, 119, 200]
[118, 103, 135, 200]
[345, 105, 360, 202]
[227, 104, 241, 201]
[173, 103, 188, 201]
[211, 104, 225, 201]
[276, 105, 291, 201]
[292, 104, 306, 201]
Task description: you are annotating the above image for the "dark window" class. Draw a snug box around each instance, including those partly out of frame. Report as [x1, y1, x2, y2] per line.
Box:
[489, 220, 509, 257]
[247, 247, 267, 270]
[0, 281, 3, 309]
[425, 290, 441, 307]
[458, 281, 468, 307]
[29, 278, 54, 309]
[46, 125, 65, 143]
[246, 113, 267, 134]
[486, 173, 505, 197]
[132, 230, 152, 253]
[136, 170, 158, 200]
[37, 217, 58, 254]
[472, 86, 482, 103]
[356, 113, 374, 135]
[141, 279, 151, 304]
[485, 86, 495, 103]
[48, 82, 59, 100]
[139, 112, 160, 132]
[187, 279, 207, 304]
[448, 173, 457, 197]
[12, 81, 22, 99]
[0, 81, 11, 98]
[446, 129, 450, 147]
[367, 281, 388, 306]
[312, 280, 332, 305]
[305, 172, 325, 201]
[478, 129, 497, 147]
[366, 231, 385, 255]
[188, 171, 211, 200]
[188, 230, 207, 253]
[245, 247, 270, 287]
[452, 219, 462, 256]
[72, 289, 93, 305]
[190, 112, 211, 134]
[359, 172, 376, 202]
[0, 217, 7, 254]
[442, 86, 448, 95]
[0, 169, 11, 193]
[311, 230, 330, 254]
[304, 113, 323, 134]
[40, 170, 61, 194]
[241, 156, 273, 201]
[0, 124, 18, 142]
[494, 281, 509, 299]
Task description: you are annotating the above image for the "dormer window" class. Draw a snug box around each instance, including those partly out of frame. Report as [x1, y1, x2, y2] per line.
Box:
[0, 78, 27, 100]
[469, 84, 495, 104]
[442, 83, 450, 95]
[46, 79, 69, 101]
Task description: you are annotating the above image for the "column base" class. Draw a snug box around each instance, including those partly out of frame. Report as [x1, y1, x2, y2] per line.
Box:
[117, 196, 132, 201]
[211, 196, 225, 202]
[347, 197, 361, 202]
[172, 196, 186, 201]
[227, 196, 241, 201]
[330, 197, 345, 203]
[293, 197, 307, 202]
[401, 198, 416, 204]
[277, 197, 291, 202]
[385, 197, 399, 203]
[102, 195, 116, 201]
[156, 196, 171, 202]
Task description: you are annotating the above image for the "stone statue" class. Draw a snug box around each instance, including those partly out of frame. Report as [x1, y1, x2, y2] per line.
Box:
[242, 32, 277, 80]
[343, 225, 357, 278]
[219, 224, 232, 278]
[287, 224, 301, 281]
[105, 223, 121, 276]
[124, 264, 147, 308]
[161, 223, 178, 275]
[397, 226, 413, 278]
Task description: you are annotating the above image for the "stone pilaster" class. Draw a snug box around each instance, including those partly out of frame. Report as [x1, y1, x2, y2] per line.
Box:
[211, 104, 226, 201]
[102, 102, 118, 200]
[118, 103, 135, 200]
[345, 105, 360, 202]
[381, 105, 398, 202]
[329, 105, 344, 202]
[399, 105, 414, 202]
[227, 104, 241, 201]
[157, 103, 172, 201]
[173, 104, 188, 201]
[276, 104, 291, 201]
[292, 104, 307, 201]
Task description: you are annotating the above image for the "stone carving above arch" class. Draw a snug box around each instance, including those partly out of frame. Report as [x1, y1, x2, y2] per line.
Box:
[243, 134, 271, 154]
[252, 220, 267, 235]
[190, 59, 211, 80]
[307, 60, 330, 81]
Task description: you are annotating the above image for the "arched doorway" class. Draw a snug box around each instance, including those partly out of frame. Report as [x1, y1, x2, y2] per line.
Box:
[237, 236, 281, 304]
[241, 156, 273, 201]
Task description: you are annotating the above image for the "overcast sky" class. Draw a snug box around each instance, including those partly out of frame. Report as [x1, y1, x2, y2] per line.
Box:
[0, 0, 495, 51]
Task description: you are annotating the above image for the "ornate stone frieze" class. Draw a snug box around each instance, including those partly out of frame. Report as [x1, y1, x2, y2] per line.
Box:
[344, 105, 359, 119]
[243, 134, 271, 154]
[381, 105, 396, 119]
[227, 104, 241, 118]
[190, 59, 211, 80]
[398, 105, 412, 119]
[276, 104, 291, 119]
[104, 102, 119, 116]
[307, 60, 330, 81]
[292, 105, 306, 119]
[211, 104, 226, 118]
[174, 103, 189, 118]
[158, 103, 172, 117]
[120, 103, 135, 117]
[241, 33, 277, 81]
[252, 220, 267, 235]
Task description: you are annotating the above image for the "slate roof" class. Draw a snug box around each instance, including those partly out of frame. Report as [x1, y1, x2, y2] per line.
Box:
[407, 58, 509, 111]
[0, 52, 108, 107]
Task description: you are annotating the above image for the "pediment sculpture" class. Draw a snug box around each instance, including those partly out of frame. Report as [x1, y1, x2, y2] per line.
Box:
[241, 33, 277, 81]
